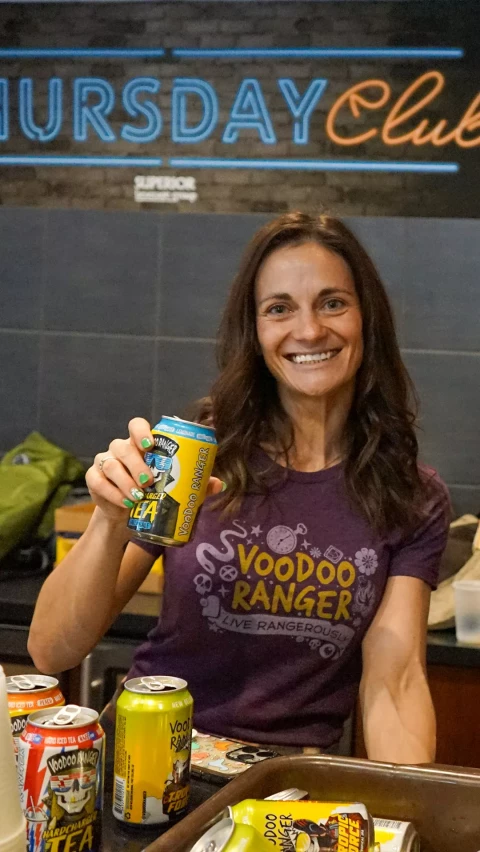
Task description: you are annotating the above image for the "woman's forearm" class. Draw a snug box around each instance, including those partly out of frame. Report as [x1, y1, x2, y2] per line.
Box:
[360, 668, 436, 764]
[28, 508, 132, 673]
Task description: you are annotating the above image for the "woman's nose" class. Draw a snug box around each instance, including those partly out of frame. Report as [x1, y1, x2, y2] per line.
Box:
[293, 310, 327, 341]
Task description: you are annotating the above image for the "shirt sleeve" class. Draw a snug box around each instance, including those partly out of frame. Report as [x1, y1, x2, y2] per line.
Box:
[130, 538, 165, 560]
[388, 470, 452, 590]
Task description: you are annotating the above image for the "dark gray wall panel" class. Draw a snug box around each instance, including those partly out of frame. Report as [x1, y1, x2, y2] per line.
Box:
[402, 219, 480, 352]
[345, 216, 407, 346]
[448, 486, 480, 518]
[38, 335, 155, 457]
[0, 210, 45, 330]
[0, 332, 40, 448]
[403, 351, 480, 487]
[43, 211, 161, 336]
[0, 209, 478, 517]
[159, 214, 269, 338]
[154, 339, 217, 420]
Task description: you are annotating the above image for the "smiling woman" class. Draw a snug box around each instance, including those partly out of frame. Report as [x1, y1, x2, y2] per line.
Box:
[29, 210, 450, 765]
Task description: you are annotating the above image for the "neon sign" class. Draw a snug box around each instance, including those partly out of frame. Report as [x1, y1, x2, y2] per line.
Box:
[0, 47, 477, 171]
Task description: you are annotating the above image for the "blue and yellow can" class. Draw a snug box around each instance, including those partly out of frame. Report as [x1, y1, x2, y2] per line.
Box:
[127, 415, 217, 546]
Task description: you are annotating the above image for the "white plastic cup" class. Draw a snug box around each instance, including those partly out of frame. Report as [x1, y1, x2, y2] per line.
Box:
[453, 580, 480, 645]
[0, 667, 26, 851]
[0, 827, 27, 852]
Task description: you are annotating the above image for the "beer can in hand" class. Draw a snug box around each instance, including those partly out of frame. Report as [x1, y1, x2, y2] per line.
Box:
[113, 675, 193, 826]
[18, 705, 104, 852]
[128, 415, 217, 547]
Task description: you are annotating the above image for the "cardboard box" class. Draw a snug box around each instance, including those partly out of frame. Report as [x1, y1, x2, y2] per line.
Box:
[54, 502, 163, 595]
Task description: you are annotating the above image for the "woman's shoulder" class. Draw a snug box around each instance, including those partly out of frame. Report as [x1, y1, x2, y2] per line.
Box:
[417, 462, 451, 512]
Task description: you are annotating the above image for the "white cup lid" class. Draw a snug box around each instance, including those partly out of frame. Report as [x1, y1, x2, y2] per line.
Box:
[453, 580, 480, 592]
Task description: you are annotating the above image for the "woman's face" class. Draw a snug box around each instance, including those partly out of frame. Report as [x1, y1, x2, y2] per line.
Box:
[255, 241, 363, 404]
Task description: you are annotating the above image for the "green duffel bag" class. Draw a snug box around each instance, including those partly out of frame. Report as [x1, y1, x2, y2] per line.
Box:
[0, 431, 85, 563]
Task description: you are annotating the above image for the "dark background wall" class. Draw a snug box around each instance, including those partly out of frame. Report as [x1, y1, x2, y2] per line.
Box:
[1, 207, 479, 516]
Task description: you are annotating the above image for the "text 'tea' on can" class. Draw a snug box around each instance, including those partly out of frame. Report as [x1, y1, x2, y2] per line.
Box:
[113, 675, 194, 826]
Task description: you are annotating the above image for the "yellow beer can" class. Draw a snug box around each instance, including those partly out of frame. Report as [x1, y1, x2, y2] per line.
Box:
[230, 799, 375, 851]
[113, 676, 193, 826]
[127, 415, 217, 546]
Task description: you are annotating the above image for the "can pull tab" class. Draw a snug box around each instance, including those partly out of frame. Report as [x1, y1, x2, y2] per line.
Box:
[9, 675, 36, 690]
[141, 677, 167, 692]
[51, 705, 82, 726]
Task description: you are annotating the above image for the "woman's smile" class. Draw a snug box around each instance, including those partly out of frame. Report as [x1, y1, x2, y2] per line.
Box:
[284, 349, 342, 364]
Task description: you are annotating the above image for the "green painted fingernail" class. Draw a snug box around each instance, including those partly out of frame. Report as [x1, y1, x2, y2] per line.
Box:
[123, 498, 134, 509]
[141, 437, 153, 449]
[221, 481, 227, 492]
[139, 473, 150, 485]
[131, 488, 144, 501]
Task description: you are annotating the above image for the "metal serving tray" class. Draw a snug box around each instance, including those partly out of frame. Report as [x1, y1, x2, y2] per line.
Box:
[146, 754, 480, 852]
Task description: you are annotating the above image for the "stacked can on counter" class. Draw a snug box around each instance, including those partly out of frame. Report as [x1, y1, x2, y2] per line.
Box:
[17, 704, 105, 852]
[113, 676, 194, 826]
[7, 675, 65, 762]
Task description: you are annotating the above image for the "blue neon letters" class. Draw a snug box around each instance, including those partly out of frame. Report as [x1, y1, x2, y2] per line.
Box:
[0, 76, 331, 145]
[121, 77, 162, 143]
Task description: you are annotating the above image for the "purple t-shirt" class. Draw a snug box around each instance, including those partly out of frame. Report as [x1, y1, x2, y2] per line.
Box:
[129, 452, 450, 748]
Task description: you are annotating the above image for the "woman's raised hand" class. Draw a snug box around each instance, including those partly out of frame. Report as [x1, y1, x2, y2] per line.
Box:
[86, 417, 223, 524]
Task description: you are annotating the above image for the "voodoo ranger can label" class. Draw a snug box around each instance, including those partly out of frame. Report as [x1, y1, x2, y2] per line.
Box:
[127, 415, 217, 546]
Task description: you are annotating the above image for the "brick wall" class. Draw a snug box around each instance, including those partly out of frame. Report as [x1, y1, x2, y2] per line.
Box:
[0, 1, 478, 216]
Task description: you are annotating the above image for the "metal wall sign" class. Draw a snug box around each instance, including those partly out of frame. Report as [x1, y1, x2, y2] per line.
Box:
[0, 1, 478, 215]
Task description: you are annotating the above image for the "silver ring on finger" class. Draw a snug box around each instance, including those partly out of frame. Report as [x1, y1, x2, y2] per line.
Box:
[98, 455, 117, 473]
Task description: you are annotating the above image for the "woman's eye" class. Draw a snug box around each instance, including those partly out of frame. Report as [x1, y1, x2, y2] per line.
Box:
[324, 298, 345, 311]
[266, 304, 289, 315]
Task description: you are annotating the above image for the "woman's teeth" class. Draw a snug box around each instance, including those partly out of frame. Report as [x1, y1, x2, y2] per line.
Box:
[288, 351, 339, 363]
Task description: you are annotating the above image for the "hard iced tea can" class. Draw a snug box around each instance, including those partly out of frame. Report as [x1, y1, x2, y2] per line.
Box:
[18, 704, 105, 852]
[113, 675, 193, 826]
[127, 415, 217, 546]
[191, 817, 272, 852]
[7, 674, 65, 761]
[230, 799, 375, 851]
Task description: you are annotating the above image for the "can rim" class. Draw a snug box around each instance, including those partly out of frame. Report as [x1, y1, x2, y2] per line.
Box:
[156, 415, 216, 435]
[124, 675, 189, 694]
[6, 675, 59, 694]
[26, 704, 100, 729]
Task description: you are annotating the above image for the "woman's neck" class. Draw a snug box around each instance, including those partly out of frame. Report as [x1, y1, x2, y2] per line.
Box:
[272, 384, 353, 472]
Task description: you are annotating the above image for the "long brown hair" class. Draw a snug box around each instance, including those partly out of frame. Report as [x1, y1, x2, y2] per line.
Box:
[203, 211, 428, 533]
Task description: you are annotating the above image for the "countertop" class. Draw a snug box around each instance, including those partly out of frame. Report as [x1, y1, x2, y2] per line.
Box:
[101, 775, 221, 852]
[1, 571, 480, 667]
